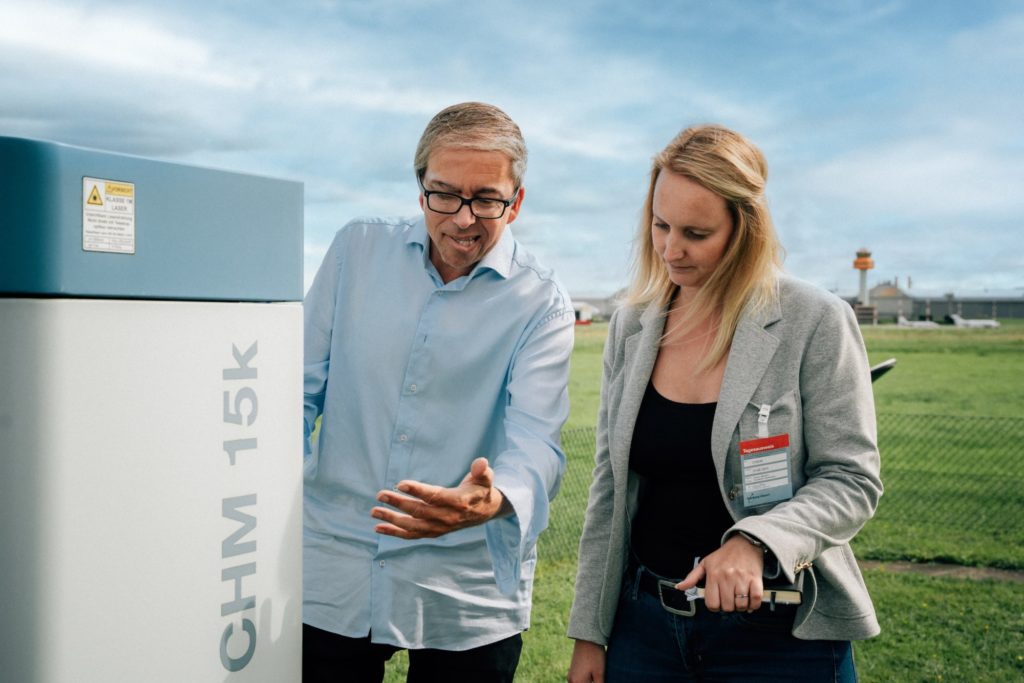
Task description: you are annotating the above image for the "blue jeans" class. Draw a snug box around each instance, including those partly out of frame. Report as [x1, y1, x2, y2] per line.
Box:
[605, 564, 858, 682]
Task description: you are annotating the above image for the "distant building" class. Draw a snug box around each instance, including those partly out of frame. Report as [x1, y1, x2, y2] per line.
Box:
[573, 301, 596, 324]
[580, 281, 1024, 326]
[846, 280, 1024, 322]
[851, 248, 877, 324]
[572, 291, 624, 322]
[865, 282, 914, 321]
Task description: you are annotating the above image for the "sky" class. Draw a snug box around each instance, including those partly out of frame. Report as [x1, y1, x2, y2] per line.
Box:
[2, 0, 1021, 298]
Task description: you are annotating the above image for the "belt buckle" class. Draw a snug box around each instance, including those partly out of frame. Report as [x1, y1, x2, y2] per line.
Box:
[657, 579, 696, 617]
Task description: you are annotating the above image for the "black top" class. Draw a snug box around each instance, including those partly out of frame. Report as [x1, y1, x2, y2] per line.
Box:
[628, 381, 736, 578]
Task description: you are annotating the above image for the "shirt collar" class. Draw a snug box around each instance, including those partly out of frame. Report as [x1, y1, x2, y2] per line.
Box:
[407, 216, 515, 282]
[474, 225, 515, 280]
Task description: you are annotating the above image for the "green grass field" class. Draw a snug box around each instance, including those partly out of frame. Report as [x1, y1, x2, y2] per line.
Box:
[564, 322, 608, 430]
[864, 320, 1024, 417]
[385, 319, 1024, 682]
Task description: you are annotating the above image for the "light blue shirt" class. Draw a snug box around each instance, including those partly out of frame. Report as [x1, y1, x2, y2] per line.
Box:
[302, 216, 574, 650]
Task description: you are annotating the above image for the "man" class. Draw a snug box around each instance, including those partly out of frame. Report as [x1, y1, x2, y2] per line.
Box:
[302, 102, 574, 682]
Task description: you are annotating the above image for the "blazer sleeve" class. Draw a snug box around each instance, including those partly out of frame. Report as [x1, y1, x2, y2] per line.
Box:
[567, 308, 623, 645]
[731, 294, 883, 580]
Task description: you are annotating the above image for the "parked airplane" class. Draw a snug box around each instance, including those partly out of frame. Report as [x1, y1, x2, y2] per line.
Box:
[897, 315, 940, 329]
[950, 313, 1000, 329]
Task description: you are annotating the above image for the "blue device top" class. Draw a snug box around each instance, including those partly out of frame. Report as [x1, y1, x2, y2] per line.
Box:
[0, 136, 303, 302]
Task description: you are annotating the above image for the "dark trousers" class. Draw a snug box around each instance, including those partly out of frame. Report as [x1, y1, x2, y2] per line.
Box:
[605, 564, 858, 682]
[302, 623, 523, 683]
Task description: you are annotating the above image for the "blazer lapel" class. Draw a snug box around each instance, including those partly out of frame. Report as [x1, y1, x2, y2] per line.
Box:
[711, 297, 783, 477]
[610, 303, 665, 483]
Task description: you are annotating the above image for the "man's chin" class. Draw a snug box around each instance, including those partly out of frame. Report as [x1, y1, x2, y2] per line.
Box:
[443, 248, 482, 270]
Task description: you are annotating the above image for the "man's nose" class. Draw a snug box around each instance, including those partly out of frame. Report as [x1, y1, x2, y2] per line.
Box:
[452, 203, 475, 229]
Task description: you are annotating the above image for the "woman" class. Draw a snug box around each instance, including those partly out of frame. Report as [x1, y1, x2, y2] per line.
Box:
[566, 125, 882, 682]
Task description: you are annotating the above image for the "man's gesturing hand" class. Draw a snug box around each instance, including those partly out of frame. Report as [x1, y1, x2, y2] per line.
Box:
[372, 457, 511, 539]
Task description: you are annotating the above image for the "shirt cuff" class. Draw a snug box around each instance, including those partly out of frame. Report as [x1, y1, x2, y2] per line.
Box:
[485, 472, 534, 596]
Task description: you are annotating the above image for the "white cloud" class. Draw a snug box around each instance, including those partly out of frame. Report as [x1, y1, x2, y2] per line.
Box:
[951, 11, 1024, 62]
[796, 136, 1021, 222]
[769, 0, 906, 37]
[2, 0, 1019, 298]
[0, 1, 257, 90]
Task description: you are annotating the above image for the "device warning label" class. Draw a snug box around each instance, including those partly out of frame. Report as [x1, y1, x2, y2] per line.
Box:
[83, 177, 136, 254]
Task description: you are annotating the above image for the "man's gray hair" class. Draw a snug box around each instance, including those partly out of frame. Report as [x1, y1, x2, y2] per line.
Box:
[414, 102, 527, 190]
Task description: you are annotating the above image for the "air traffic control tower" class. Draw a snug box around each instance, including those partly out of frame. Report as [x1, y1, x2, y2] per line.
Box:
[0, 137, 303, 682]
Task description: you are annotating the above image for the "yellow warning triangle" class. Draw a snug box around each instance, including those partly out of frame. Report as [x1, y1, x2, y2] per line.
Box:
[87, 185, 103, 206]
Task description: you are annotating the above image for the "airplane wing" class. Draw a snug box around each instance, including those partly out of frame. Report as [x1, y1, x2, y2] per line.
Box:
[870, 357, 897, 382]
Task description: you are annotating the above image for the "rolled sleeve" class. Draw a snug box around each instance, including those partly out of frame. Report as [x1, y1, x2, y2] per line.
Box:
[486, 306, 574, 594]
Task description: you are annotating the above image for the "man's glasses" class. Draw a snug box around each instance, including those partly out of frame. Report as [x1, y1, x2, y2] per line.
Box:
[422, 188, 518, 220]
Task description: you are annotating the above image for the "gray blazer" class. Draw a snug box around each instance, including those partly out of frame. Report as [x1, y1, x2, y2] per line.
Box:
[567, 275, 883, 644]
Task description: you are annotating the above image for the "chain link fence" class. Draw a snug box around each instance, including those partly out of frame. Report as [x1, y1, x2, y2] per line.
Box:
[539, 414, 1024, 570]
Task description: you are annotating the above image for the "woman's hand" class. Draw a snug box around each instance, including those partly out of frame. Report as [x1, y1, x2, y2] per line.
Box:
[675, 534, 765, 612]
[567, 639, 606, 683]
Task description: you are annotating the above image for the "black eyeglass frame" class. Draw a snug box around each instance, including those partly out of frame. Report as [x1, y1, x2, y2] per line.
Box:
[419, 184, 520, 220]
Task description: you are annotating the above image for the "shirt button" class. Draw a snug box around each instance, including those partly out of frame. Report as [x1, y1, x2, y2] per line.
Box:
[379, 560, 385, 568]
[399, 434, 408, 442]
[409, 384, 417, 393]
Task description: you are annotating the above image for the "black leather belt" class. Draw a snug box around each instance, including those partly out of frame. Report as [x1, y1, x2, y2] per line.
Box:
[633, 564, 699, 616]
[634, 564, 681, 599]
[633, 563, 797, 616]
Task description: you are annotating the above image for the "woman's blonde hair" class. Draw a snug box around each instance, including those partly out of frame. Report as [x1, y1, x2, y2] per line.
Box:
[626, 124, 782, 370]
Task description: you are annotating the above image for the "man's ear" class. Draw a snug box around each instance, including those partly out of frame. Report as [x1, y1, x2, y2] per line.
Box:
[505, 187, 525, 225]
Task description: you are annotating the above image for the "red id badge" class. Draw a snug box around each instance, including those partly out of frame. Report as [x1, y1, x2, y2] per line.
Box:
[739, 433, 793, 508]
